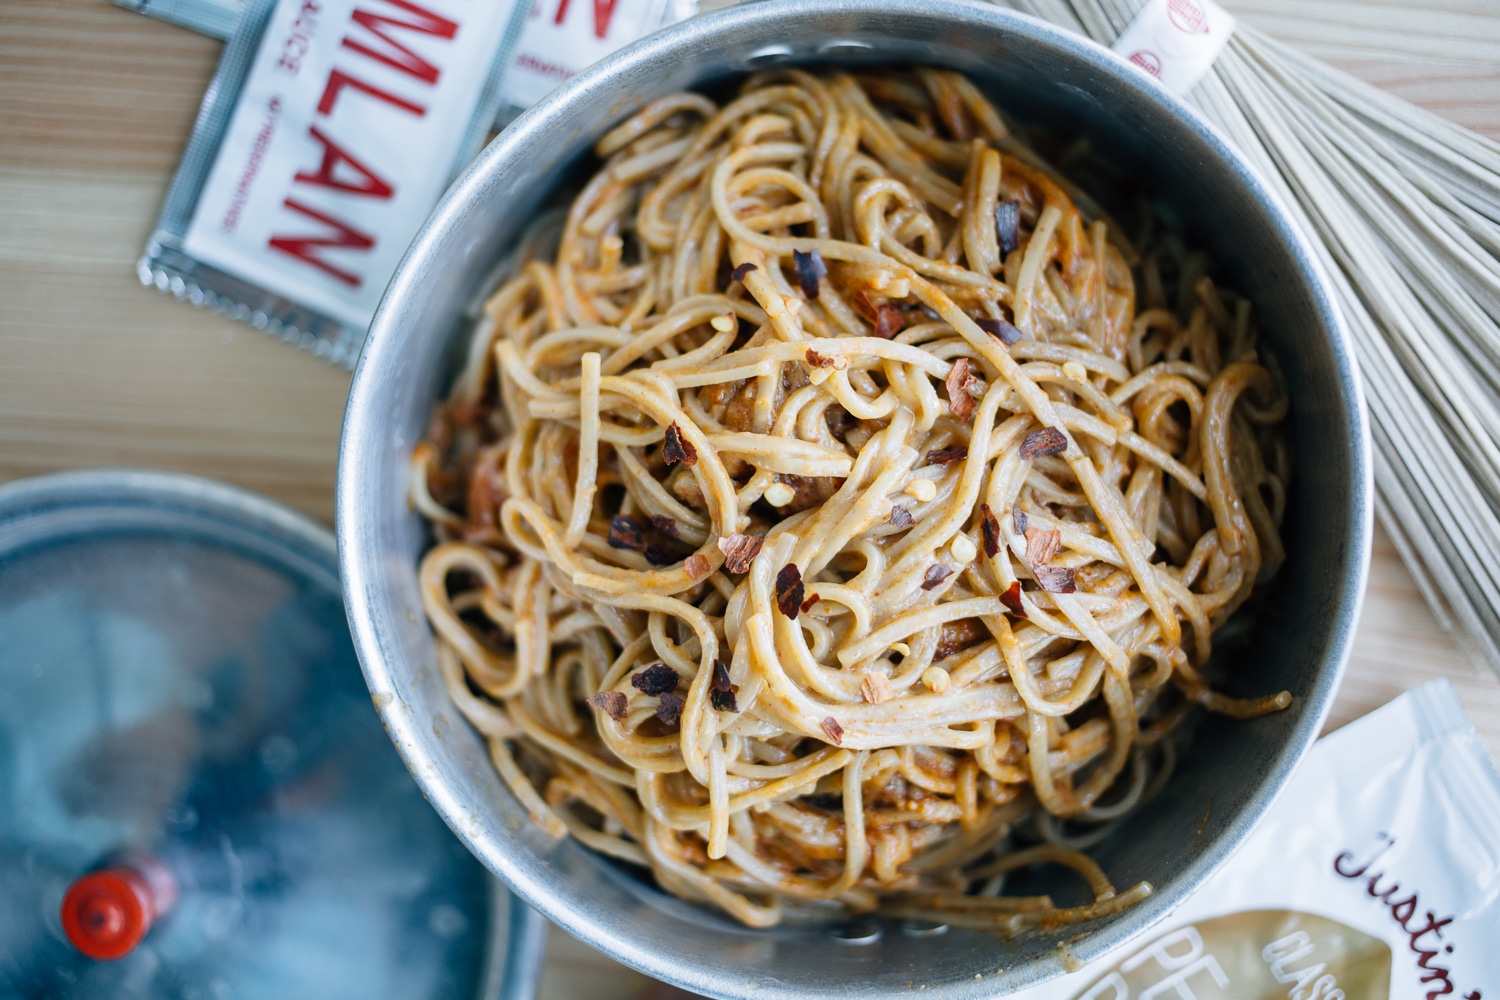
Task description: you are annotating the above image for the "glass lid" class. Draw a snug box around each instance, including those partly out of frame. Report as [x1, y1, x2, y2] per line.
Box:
[0, 471, 540, 1000]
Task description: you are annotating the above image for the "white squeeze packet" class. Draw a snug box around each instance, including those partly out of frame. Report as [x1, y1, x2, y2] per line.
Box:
[496, 0, 696, 124]
[133, 0, 693, 366]
[1015, 679, 1498, 1000]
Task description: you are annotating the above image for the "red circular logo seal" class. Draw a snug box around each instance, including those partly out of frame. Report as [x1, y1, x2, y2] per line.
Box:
[1168, 0, 1210, 34]
[1129, 51, 1163, 78]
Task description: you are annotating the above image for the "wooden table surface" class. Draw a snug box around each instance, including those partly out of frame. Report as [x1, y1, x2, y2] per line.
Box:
[3, 1, 1498, 995]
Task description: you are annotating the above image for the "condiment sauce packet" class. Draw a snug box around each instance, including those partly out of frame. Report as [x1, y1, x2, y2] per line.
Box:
[134, 0, 696, 366]
[497, 0, 697, 124]
[141, 0, 531, 366]
[1109, 0, 1235, 96]
[114, 0, 696, 123]
[1015, 679, 1497, 1000]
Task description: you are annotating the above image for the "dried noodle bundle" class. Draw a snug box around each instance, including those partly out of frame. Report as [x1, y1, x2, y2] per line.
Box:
[1000, 0, 1500, 672]
[412, 69, 1291, 930]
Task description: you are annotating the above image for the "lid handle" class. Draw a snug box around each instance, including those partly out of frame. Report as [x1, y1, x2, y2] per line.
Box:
[60, 857, 177, 961]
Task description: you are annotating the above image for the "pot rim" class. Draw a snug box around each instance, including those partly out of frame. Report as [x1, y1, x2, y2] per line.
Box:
[338, 1, 1372, 994]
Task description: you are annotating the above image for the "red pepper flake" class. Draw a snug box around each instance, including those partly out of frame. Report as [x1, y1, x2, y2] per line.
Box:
[926, 446, 968, 466]
[890, 506, 914, 528]
[1019, 426, 1067, 459]
[852, 290, 906, 339]
[685, 553, 711, 578]
[875, 304, 905, 339]
[632, 663, 680, 696]
[1011, 508, 1029, 535]
[800, 592, 820, 614]
[922, 565, 953, 591]
[444, 399, 487, 431]
[995, 199, 1021, 255]
[775, 563, 805, 619]
[655, 691, 685, 726]
[1035, 565, 1077, 594]
[730, 262, 758, 283]
[999, 581, 1027, 618]
[793, 248, 827, 300]
[980, 503, 1001, 557]
[644, 545, 673, 566]
[463, 447, 506, 532]
[805, 347, 848, 370]
[716, 533, 764, 573]
[710, 660, 739, 712]
[650, 514, 680, 539]
[609, 514, 647, 551]
[586, 690, 628, 722]
[1025, 525, 1062, 566]
[976, 316, 1022, 345]
[861, 672, 895, 704]
[946, 358, 980, 420]
[820, 716, 845, 746]
[663, 422, 698, 467]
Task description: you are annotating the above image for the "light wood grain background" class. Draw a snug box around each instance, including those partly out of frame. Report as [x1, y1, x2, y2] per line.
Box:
[2, 1, 1498, 995]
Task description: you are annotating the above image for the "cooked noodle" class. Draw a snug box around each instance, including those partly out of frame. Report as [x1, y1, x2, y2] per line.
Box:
[413, 68, 1291, 930]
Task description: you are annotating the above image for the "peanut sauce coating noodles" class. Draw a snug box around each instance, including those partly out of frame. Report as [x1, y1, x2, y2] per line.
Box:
[412, 69, 1293, 932]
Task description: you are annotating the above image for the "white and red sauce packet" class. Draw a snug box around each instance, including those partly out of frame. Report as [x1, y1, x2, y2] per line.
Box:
[498, 0, 694, 122]
[1110, 0, 1234, 96]
[136, 0, 692, 365]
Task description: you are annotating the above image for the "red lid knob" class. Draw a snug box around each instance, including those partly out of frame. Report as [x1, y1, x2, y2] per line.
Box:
[61, 865, 170, 961]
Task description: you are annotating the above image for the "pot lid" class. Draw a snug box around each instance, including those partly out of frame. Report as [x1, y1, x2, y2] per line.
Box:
[0, 471, 541, 1000]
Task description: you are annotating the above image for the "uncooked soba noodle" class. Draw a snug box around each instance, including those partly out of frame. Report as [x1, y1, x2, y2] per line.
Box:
[412, 68, 1292, 932]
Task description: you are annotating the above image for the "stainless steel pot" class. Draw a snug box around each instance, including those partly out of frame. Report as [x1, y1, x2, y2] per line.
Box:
[338, 1, 1371, 994]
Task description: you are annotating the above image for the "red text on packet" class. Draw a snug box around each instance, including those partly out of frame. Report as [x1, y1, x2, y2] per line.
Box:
[269, 199, 375, 287]
[1333, 836, 1482, 1000]
[267, 0, 460, 288]
[295, 125, 394, 198]
[276, 0, 322, 75]
[550, 0, 620, 40]
[344, 0, 457, 83]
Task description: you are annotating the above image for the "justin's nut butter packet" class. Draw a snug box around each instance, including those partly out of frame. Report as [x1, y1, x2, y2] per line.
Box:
[1075, 911, 1392, 1000]
[1017, 680, 1497, 1000]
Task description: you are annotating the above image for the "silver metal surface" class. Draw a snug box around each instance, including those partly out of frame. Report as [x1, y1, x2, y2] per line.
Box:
[0, 470, 543, 1000]
[338, 2, 1372, 995]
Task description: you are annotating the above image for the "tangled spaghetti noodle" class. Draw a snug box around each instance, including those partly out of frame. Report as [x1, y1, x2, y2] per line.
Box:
[412, 68, 1292, 932]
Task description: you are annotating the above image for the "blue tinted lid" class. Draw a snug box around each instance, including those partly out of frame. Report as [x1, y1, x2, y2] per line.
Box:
[0, 471, 540, 1000]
